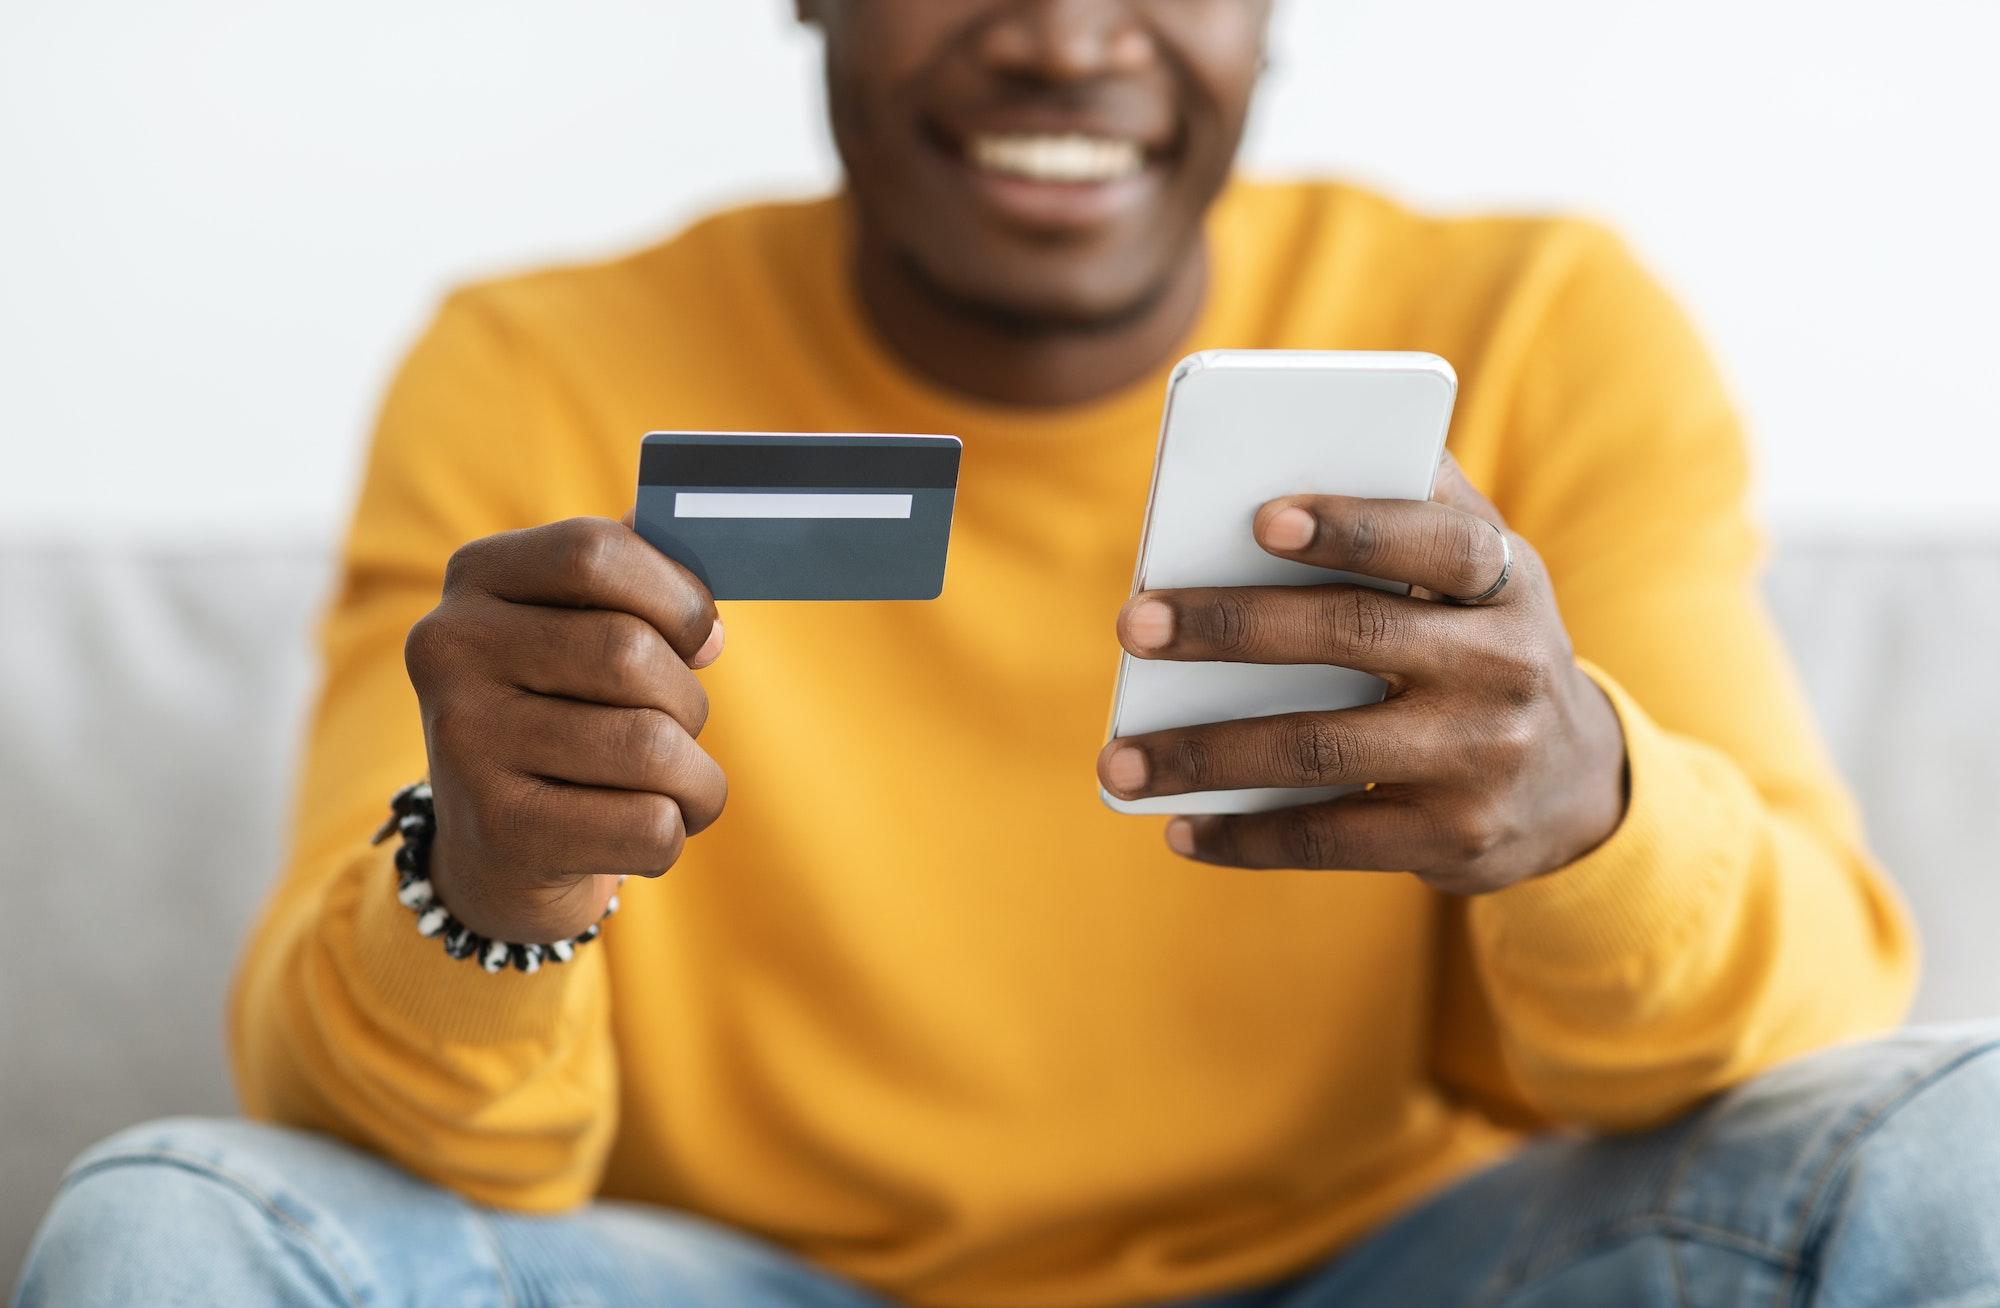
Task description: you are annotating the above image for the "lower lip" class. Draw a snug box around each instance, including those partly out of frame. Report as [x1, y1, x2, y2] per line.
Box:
[949, 155, 1162, 232]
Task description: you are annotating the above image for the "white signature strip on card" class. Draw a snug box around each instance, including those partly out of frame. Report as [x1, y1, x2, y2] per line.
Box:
[673, 492, 915, 520]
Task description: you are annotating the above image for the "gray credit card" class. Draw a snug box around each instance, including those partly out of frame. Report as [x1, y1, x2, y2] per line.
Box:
[634, 432, 961, 600]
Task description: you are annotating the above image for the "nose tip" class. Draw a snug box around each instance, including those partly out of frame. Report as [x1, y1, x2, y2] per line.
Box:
[978, 0, 1156, 81]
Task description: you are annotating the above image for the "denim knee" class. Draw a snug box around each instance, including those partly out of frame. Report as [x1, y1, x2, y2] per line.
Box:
[13, 1117, 365, 1308]
[1821, 1022, 2000, 1180]
[1811, 1028, 2000, 1304]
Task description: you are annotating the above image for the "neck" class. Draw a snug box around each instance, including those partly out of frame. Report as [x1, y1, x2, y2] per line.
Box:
[852, 231, 1208, 410]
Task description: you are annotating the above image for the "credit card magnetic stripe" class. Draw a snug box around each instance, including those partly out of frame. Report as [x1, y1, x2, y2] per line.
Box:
[639, 442, 958, 489]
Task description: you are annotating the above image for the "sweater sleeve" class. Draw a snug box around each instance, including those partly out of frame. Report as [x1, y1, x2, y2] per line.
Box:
[1438, 224, 1918, 1131]
[228, 291, 620, 1210]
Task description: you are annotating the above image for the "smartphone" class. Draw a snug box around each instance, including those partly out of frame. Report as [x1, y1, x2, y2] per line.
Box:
[1103, 350, 1458, 816]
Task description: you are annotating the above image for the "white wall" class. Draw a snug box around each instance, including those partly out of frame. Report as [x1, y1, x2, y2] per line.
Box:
[3, 1, 1995, 540]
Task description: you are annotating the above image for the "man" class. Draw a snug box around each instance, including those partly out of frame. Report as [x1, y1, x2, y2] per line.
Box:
[18, 3, 2000, 1306]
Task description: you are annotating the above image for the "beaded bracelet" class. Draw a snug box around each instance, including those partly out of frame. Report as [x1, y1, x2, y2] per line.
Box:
[370, 780, 617, 975]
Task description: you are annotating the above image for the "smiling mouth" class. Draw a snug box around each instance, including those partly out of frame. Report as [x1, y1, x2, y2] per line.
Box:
[964, 132, 1149, 185]
[924, 112, 1174, 187]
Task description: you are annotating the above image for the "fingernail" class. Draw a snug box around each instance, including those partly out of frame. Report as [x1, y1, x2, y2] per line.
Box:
[1260, 506, 1316, 551]
[1104, 746, 1148, 796]
[690, 619, 725, 669]
[1126, 599, 1175, 651]
[1165, 818, 1196, 857]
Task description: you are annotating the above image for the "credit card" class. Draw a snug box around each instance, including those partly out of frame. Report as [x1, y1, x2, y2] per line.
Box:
[634, 432, 961, 600]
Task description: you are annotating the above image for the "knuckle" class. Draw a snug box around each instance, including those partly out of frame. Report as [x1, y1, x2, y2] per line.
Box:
[557, 518, 621, 592]
[596, 615, 657, 691]
[1438, 520, 1493, 596]
[681, 680, 712, 736]
[1338, 511, 1384, 569]
[441, 537, 490, 594]
[1278, 812, 1335, 868]
[1449, 804, 1511, 864]
[1328, 587, 1396, 658]
[669, 581, 714, 651]
[1198, 591, 1256, 655]
[1167, 734, 1216, 789]
[619, 708, 679, 768]
[633, 795, 686, 865]
[1495, 643, 1554, 707]
[1200, 817, 1239, 865]
[1284, 715, 1349, 785]
[403, 611, 447, 682]
[681, 760, 728, 835]
[1486, 710, 1538, 767]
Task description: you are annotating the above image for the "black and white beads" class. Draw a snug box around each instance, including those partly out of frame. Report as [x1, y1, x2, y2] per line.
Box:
[371, 779, 617, 974]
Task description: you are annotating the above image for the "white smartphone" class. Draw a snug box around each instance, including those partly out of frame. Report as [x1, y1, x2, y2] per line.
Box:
[1103, 349, 1458, 816]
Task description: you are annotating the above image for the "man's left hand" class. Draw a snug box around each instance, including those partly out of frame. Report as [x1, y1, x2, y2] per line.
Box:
[1098, 455, 1628, 894]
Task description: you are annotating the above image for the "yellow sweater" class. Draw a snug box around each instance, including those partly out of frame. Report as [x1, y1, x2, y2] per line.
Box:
[232, 180, 1916, 1307]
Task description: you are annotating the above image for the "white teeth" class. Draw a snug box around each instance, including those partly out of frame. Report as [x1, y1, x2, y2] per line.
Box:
[966, 133, 1146, 184]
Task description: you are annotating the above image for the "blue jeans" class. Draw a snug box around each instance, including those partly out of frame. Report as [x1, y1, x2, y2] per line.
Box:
[16, 1025, 2000, 1307]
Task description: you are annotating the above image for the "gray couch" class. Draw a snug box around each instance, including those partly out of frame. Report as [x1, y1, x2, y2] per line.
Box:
[4, 533, 1997, 1285]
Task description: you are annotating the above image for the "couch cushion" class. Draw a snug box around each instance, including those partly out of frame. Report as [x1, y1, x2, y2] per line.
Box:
[1763, 533, 2000, 1025]
[0, 543, 327, 1284]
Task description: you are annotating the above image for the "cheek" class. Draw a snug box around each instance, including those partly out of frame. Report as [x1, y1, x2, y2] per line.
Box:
[820, 4, 953, 87]
[819, 14, 946, 163]
[1162, 7, 1270, 130]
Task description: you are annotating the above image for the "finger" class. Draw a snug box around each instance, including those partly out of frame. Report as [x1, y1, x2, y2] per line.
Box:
[607, 509, 722, 665]
[506, 695, 727, 834]
[1118, 583, 1452, 677]
[451, 517, 723, 666]
[1252, 494, 1512, 603]
[484, 604, 709, 734]
[1164, 792, 1435, 871]
[489, 778, 691, 880]
[1100, 700, 1441, 799]
[1429, 450, 1504, 527]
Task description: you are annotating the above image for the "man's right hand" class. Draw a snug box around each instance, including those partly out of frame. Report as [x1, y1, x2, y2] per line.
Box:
[403, 517, 727, 944]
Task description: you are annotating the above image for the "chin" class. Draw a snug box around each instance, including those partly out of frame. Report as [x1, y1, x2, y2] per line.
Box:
[912, 246, 1184, 336]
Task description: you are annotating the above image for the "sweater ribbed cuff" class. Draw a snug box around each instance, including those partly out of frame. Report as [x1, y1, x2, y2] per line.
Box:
[1467, 660, 1744, 977]
[335, 840, 598, 1047]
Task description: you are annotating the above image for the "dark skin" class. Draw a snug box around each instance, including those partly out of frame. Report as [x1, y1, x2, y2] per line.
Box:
[803, 0, 1267, 406]
[410, 0, 1627, 945]
[406, 517, 726, 942]
[1102, 460, 1626, 892]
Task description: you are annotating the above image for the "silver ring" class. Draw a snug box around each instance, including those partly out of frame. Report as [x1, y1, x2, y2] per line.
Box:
[1445, 524, 1512, 606]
